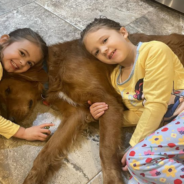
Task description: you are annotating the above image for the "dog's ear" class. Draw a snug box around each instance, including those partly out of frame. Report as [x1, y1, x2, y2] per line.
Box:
[3, 67, 48, 83]
[18, 68, 48, 83]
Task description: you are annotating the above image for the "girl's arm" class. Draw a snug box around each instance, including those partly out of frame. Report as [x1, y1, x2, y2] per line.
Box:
[0, 115, 20, 138]
[130, 42, 176, 147]
[88, 101, 140, 126]
[13, 123, 54, 141]
[0, 115, 53, 141]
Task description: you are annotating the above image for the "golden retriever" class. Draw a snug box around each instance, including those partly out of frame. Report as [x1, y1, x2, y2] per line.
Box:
[0, 76, 44, 124]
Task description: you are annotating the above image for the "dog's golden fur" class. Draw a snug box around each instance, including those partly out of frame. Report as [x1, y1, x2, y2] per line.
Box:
[0, 67, 48, 123]
[0, 76, 44, 123]
[1, 33, 184, 184]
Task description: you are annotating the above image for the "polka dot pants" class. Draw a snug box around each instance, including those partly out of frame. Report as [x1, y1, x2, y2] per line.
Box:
[126, 112, 184, 184]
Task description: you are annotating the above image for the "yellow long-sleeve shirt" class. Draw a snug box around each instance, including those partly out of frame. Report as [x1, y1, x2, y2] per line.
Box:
[0, 63, 20, 138]
[111, 41, 184, 147]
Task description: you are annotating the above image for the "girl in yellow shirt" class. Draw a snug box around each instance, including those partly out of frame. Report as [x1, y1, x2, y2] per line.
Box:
[0, 28, 53, 141]
[81, 17, 184, 183]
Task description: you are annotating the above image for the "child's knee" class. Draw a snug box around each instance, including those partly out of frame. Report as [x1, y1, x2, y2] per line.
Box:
[126, 146, 141, 173]
[126, 148, 134, 168]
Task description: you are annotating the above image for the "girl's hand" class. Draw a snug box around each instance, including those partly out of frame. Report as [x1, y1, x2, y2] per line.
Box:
[14, 123, 54, 141]
[121, 149, 130, 172]
[88, 100, 108, 120]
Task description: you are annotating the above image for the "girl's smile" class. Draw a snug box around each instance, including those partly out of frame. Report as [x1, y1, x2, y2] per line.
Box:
[108, 49, 116, 59]
[10, 59, 18, 69]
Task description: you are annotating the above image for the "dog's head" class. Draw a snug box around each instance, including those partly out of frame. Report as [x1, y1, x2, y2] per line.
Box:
[0, 77, 44, 123]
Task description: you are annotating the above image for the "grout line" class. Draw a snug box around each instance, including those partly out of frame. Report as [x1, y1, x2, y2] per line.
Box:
[35, 2, 82, 31]
[86, 170, 102, 184]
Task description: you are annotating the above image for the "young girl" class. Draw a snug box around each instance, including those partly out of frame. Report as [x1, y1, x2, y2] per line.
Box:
[81, 18, 184, 183]
[0, 28, 53, 141]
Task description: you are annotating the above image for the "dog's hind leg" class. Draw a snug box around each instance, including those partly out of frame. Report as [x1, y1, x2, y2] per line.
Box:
[23, 102, 86, 184]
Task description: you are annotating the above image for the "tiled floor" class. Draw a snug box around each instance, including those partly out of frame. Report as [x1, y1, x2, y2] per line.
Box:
[0, 0, 184, 184]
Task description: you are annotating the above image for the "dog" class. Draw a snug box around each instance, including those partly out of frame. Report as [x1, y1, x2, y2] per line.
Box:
[0, 68, 48, 124]
[21, 33, 184, 184]
[23, 39, 125, 184]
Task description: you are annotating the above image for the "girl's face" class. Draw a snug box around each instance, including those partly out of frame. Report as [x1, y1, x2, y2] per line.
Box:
[83, 27, 132, 65]
[1, 39, 42, 73]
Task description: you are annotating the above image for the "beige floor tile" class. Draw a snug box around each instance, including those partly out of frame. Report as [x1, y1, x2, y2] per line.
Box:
[35, 0, 158, 30]
[0, 0, 34, 16]
[126, 4, 184, 35]
[0, 2, 80, 45]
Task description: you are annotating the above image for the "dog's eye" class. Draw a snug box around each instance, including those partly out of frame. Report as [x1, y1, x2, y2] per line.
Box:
[29, 100, 33, 109]
[5, 86, 11, 95]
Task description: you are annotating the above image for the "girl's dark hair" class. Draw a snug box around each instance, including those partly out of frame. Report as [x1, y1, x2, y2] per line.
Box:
[80, 18, 122, 42]
[7, 28, 48, 64]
